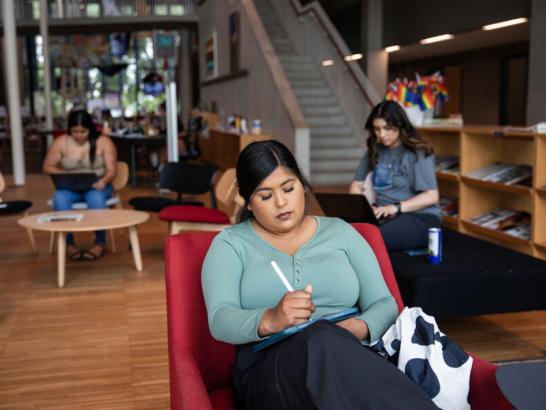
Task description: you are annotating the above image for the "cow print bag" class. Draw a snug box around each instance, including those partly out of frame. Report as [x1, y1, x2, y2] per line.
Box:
[371, 307, 472, 410]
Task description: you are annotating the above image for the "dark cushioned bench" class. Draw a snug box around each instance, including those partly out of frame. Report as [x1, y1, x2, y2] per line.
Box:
[389, 229, 546, 318]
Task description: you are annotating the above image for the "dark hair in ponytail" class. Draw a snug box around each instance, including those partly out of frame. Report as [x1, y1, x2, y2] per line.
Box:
[236, 140, 311, 222]
[67, 109, 100, 163]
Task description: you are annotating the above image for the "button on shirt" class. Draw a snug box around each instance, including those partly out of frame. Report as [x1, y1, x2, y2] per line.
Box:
[202, 217, 398, 345]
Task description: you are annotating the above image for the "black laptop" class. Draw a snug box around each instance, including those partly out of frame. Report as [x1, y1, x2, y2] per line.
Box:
[314, 192, 382, 226]
[51, 173, 98, 191]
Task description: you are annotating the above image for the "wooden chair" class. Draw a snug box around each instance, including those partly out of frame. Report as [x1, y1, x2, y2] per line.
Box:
[0, 171, 36, 253]
[48, 161, 130, 253]
[159, 168, 243, 234]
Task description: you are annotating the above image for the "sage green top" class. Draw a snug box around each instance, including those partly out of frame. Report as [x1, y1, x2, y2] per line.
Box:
[202, 216, 398, 346]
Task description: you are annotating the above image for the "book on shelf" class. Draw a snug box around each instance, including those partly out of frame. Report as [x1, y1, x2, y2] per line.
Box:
[467, 162, 533, 186]
[484, 164, 532, 185]
[470, 209, 531, 237]
[467, 162, 506, 180]
[503, 223, 531, 240]
[37, 213, 84, 223]
[439, 196, 458, 217]
[504, 122, 546, 133]
[435, 155, 460, 173]
[471, 209, 518, 230]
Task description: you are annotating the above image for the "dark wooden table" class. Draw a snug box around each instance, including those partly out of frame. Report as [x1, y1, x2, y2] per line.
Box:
[110, 133, 165, 188]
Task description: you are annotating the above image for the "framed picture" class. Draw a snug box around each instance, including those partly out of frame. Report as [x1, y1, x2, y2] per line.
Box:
[205, 31, 218, 79]
[229, 12, 240, 73]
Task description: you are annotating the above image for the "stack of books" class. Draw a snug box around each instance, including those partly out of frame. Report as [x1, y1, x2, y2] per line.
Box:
[435, 155, 460, 174]
[470, 209, 531, 240]
[467, 162, 532, 186]
[439, 196, 458, 217]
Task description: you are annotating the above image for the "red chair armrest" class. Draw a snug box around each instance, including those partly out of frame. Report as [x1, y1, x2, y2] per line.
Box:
[171, 347, 214, 410]
[469, 353, 511, 410]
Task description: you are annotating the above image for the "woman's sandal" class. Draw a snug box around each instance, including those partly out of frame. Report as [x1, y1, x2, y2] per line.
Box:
[67, 246, 83, 261]
[82, 245, 105, 261]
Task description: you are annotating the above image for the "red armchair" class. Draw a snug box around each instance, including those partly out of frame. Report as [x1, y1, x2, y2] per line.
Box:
[164, 223, 511, 410]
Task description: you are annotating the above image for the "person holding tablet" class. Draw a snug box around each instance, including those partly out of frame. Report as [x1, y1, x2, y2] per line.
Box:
[202, 140, 436, 409]
[43, 109, 117, 260]
[350, 101, 441, 251]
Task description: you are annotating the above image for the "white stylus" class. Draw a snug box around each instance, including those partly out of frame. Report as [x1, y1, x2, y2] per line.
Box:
[270, 261, 294, 292]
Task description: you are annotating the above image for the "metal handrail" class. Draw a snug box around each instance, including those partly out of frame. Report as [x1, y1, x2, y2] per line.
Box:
[287, 0, 379, 106]
[3, 0, 197, 21]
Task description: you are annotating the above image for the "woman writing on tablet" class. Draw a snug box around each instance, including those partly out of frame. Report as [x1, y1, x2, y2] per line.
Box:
[350, 101, 440, 251]
[202, 140, 436, 409]
[43, 109, 117, 260]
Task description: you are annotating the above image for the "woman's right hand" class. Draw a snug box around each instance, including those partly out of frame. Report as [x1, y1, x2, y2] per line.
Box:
[258, 285, 315, 337]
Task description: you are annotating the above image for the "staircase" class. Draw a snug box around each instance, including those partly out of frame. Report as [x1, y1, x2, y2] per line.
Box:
[253, 0, 365, 186]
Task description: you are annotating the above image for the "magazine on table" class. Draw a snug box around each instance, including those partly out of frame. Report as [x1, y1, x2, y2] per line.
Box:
[37, 213, 84, 223]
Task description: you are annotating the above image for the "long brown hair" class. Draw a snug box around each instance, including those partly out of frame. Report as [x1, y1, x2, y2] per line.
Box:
[68, 109, 100, 163]
[365, 101, 433, 169]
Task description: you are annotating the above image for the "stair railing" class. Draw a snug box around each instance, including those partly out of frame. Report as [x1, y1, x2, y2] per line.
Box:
[287, 0, 379, 107]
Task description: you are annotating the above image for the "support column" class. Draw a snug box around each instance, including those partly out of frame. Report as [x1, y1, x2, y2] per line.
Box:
[40, 0, 54, 145]
[178, 29, 193, 126]
[527, 0, 546, 124]
[361, 0, 388, 97]
[2, 0, 25, 185]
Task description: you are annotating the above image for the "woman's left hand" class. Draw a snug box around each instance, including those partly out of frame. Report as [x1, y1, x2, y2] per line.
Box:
[373, 204, 397, 219]
[92, 179, 106, 190]
[337, 318, 369, 340]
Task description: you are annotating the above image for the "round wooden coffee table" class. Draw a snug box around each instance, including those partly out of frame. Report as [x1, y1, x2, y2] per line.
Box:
[19, 209, 149, 287]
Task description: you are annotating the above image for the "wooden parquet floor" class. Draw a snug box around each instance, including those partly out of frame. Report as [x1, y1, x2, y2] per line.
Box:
[0, 174, 545, 408]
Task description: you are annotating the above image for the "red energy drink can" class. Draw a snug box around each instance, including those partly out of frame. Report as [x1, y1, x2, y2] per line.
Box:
[428, 228, 442, 264]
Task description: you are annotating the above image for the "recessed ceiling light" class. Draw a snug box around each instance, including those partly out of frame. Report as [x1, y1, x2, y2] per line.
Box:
[385, 45, 401, 53]
[344, 53, 363, 61]
[419, 34, 454, 44]
[322, 59, 334, 66]
[482, 17, 528, 31]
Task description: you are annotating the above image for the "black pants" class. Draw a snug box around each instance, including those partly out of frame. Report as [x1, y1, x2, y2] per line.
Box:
[233, 321, 438, 410]
[380, 213, 441, 252]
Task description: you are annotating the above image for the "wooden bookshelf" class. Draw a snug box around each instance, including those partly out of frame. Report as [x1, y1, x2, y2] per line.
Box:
[460, 176, 533, 195]
[442, 215, 459, 230]
[200, 129, 270, 170]
[436, 172, 459, 183]
[419, 126, 545, 260]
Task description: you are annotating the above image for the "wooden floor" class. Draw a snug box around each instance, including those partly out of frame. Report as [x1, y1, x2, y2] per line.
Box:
[0, 174, 545, 409]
